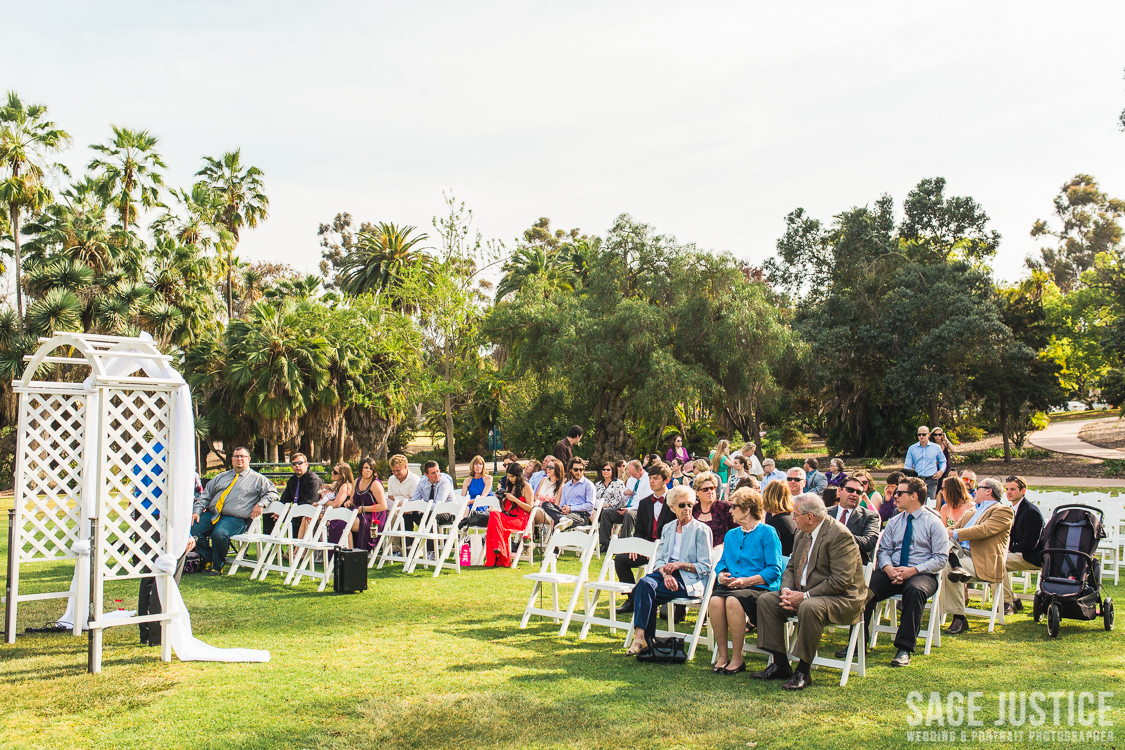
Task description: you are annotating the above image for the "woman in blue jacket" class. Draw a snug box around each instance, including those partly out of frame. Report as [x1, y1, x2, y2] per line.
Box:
[707, 487, 783, 675]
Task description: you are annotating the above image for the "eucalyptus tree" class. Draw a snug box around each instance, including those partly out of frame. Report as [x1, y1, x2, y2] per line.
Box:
[195, 149, 269, 319]
[1031, 174, 1124, 292]
[0, 91, 72, 325]
[87, 126, 166, 236]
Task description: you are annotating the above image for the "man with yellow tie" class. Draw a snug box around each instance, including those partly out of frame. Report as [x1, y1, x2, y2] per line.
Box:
[191, 446, 279, 575]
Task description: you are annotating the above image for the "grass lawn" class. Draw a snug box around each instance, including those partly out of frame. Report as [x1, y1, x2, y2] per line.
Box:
[3, 535, 1125, 750]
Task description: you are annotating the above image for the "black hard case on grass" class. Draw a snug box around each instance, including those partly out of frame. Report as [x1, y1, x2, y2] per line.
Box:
[333, 549, 369, 593]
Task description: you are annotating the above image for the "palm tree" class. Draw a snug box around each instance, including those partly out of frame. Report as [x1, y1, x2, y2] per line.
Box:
[496, 245, 575, 301]
[339, 222, 428, 297]
[87, 126, 166, 235]
[0, 91, 72, 327]
[195, 150, 269, 319]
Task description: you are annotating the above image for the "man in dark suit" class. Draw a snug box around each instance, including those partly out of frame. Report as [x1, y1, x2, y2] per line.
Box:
[752, 493, 867, 690]
[831, 475, 881, 565]
[1002, 475, 1044, 614]
[270, 452, 323, 536]
[615, 463, 676, 615]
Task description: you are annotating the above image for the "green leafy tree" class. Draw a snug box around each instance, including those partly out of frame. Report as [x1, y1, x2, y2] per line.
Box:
[1030, 174, 1124, 292]
[1042, 283, 1115, 406]
[898, 176, 1000, 266]
[195, 149, 269, 319]
[0, 91, 71, 326]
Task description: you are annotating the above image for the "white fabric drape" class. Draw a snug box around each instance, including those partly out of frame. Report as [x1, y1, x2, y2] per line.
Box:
[57, 334, 269, 662]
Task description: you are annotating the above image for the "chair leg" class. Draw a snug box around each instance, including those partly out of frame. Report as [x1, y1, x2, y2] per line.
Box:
[559, 584, 585, 636]
[520, 583, 541, 629]
[687, 604, 708, 661]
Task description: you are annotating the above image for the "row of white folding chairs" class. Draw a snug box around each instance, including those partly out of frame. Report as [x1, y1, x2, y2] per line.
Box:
[373, 496, 472, 577]
[226, 501, 357, 591]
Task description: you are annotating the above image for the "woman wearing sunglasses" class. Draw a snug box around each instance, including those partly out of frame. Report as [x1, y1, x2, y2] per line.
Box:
[625, 485, 714, 656]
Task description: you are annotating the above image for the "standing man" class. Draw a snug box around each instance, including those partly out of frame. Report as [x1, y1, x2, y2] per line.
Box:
[1002, 475, 1044, 614]
[861, 477, 948, 667]
[555, 457, 596, 532]
[831, 476, 881, 565]
[191, 447, 279, 575]
[761, 459, 787, 491]
[273, 452, 322, 536]
[554, 425, 584, 466]
[751, 494, 867, 690]
[614, 464, 676, 615]
[941, 477, 1014, 634]
[904, 426, 947, 505]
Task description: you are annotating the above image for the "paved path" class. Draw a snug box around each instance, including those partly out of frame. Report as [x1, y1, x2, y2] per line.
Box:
[1028, 418, 1125, 461]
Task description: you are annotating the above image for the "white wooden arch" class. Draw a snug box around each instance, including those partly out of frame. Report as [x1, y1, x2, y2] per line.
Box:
[5, 333, 180, 670]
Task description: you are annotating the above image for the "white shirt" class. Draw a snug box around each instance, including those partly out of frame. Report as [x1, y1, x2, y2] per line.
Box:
[387, 471, 420, 504]
[626, 474, 653, 508]
[799, 519, 826, 589]
[671, 529, 683, 561]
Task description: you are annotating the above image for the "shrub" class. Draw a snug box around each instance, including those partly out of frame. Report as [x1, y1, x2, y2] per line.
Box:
[1029, 411, 1049, 431]
[410, 450, 448, 474]
[960, 451, 987, 465]
[1104, 459, 1125, 478]
[778, 426, 809, 450]
[1017, 448, 1050, 460]
[760, 436, 786, 458]
[960, 426, 986, 443]
[861, 457, 884, 470]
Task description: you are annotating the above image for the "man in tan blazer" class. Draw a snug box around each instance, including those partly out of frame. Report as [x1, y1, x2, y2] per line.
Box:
[941, 477, 1014, 634]
[751, 493, 867, 690]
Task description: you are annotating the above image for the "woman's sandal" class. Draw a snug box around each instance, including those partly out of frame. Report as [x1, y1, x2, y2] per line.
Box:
[625, 640, 647, 656]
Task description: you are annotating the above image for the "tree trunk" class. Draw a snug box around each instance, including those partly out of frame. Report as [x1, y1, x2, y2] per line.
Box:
[11, 207, 23, 330]
[590, 388, 636, 465]
[269, 441, 278, 463]
[999, 394, 1011, 463]
[443, 394, 457, 482]
[197, 438, 208, 477]
[336, 419, 347, 465]
[929, 399, 940, 431]
[226, 248, 234, 320]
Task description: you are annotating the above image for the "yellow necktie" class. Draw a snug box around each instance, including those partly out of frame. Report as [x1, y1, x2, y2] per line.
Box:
[212, 472, 240, 524]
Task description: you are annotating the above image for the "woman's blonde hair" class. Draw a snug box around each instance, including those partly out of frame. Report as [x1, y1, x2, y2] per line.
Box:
[667, 485, 696, 508]
[711, 439, 730, 472]
[333, 462, 355, 490]
[763, 480, 793, 514]
[730, 487, 764, 520]
[470, 455, 486, 476]
[693, 458, 710, 475]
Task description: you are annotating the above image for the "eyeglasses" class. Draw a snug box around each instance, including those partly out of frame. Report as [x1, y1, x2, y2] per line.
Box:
[840, 486, 861, 494]
[893, 490, 910, 497]
[698, 485, 716, 492]
[601, 467, 612, 472]
[860, 480, 869, 486]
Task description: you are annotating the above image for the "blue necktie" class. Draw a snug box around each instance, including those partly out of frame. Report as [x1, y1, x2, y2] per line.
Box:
[899, 514, 914, 567]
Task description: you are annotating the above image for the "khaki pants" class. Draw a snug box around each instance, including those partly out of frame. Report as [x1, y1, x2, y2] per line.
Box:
[940, 550, 977, 616]
[757, 590, 864, 664]
[1003, 552, 1040, 604]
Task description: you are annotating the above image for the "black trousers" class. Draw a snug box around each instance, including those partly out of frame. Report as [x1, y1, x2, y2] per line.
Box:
[863, 569, 938, 653]
[599, 508, 629, 551]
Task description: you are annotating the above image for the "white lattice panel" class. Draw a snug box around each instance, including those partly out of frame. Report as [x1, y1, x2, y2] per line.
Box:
[98, 389, 171, 580]
[15, 392, 86, 563]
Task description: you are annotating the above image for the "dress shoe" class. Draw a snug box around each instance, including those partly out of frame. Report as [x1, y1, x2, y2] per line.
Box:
[616, 601, 634, 616]
[750, 662, 793, 681]
[719, 663, 746, 675]
[206, 569, 222, 577]
[1011, 599, 1024, 612]
[890, 649, 911, 667]
[947, 568, 971, 583]
[1004, 602, 1017, 616]
[781, 671, 812, 690]
[944, 616, 969, 634]
[833, 646, 867, 659]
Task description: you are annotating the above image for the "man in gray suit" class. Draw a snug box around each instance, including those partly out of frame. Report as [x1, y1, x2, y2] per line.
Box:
[751, 493, 867, 690]
[830, 475, 881, 565]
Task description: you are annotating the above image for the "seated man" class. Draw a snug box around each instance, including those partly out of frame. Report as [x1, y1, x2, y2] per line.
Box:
[761, 458, 787, 491]
[802, 459, 827, 496]
[831, 475, 881, 565]
[1002, 475, 1044, 614]
[554, 457, 596, 532]
[614, 463, 676, 615]
[785, 466, 806, 499]
[941, 477, 1014, 634]
[272, 452, 322, 536]
[386, 453, 420, 511]
[404, 460, 456, 554]
[191, 446, 279, 575]
[600, 459, 652, 552]
[861, 477, 948, 667]
[752, 493, 867, 690]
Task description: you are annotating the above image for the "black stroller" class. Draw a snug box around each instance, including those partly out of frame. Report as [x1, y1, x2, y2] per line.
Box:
[1032, 504, 1114, 637]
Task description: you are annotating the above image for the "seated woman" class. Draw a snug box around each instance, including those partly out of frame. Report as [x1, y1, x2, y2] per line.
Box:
[348, 456, 387, 550]
[595, 461, 626, 510]
[708, 488, 783, 675]
[939, 474, 976, 528]
[856, 469, 882, 514]
[825, 458, 847, 489]
[728, 455, 754, 496]
[527, 461, 564, 530]
[484, 463, 536, 567]
[879, 470, 905, 526]
[668, 458, 690, 488]
[625, 485, 714, 656]
[761, 480, 796, 557]
[692, 471, 734, 548]
[461, 454, 494, 509]
[323, 463, 355, 545]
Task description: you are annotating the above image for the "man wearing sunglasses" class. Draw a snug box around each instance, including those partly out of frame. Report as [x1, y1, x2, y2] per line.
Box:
[831, 476, 880, 565]
[554, 457, 595, 532]
[905, 426, 947, 506]
[274, 452, 323, 536]
[940, 477, 1014, 634]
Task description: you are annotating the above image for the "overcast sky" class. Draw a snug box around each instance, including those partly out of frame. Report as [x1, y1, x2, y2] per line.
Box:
[4, 1, 1125, 284]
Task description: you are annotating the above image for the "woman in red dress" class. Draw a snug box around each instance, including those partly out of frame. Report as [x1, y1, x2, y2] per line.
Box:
[485, 462, 535, 567]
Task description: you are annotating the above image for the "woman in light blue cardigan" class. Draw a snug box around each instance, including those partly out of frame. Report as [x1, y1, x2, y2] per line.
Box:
[625, 485, 714, 655]
[708, 487, 783, 674]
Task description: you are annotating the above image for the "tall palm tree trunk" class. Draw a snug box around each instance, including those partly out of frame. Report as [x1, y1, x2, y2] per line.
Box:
[11, 206, 23, 331]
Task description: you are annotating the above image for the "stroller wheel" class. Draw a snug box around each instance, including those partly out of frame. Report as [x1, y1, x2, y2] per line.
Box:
[1047, 602, 1060, 638]
[1104, 598, 1114, 632]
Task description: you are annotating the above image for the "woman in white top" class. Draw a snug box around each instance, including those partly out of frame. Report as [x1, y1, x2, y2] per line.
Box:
[526, 461, 564, 531]
[737, 442, 765, 478]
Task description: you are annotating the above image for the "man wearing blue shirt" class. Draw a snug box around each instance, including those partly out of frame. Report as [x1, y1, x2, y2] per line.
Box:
[904, 426, 947, 505]
[554, 458, 596, 531]
[760, 459, 787, 491]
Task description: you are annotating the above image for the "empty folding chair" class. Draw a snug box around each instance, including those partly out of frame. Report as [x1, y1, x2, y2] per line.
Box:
[519, 529, 599, 636]
[579, 537, 658, 640]
[404, 497, 471, 577]
[287, 506, 359, 591]
[257, 504, 321, 582]
[227, 501, 292, 577]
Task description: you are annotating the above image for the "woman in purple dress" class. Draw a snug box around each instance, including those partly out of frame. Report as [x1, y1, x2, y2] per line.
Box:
[666, 434, 691, 465]
[347, 456, 388, 550]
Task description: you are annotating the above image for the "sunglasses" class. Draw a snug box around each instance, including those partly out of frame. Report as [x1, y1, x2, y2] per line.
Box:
[932, 432, 943, 437]
[698, 485, 716, 492]
[786, 478, 802, 482]
[675, 502, 695, 509]
[331, 470, 340, 475]
[291, 460, 306, 466]
[840, 486, 861, 494]
[917, 433, 929, 437]
[860, 480, 869, 486]
[893, 490, 910, 497]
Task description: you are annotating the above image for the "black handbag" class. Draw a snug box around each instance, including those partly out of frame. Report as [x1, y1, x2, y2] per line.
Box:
[457, 511, 491, 530]
[636, 636, 687, 664]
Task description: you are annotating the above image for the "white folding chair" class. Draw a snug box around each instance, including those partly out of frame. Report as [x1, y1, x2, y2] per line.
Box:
[287, 506, 359, 591]
[509, 504, 544, 570]
[227, 501, 292, 577]
[375, 499, 434, 570]
[456, 496, 500, 565]
[784, 612, 867, 687]
[257, 504, 321, 581]
[579, 537, 658, 640]
[519, 529, 599, 636]
[636, 546, 723, 660]
[954, 579, 1005, 632]
[868, 574, 944, 655]
[404, 498, 471, 577]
